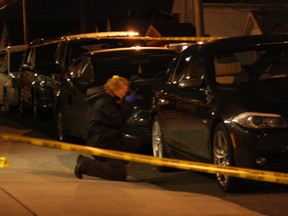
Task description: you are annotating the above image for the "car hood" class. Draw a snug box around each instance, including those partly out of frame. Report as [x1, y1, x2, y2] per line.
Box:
[217, 79, 288, 115]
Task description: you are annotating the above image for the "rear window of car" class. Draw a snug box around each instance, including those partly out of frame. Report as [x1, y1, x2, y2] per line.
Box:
[93, 50, 175, 85]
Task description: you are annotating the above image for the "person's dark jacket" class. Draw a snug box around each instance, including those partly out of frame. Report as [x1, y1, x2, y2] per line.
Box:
[85, 87, 133, 151]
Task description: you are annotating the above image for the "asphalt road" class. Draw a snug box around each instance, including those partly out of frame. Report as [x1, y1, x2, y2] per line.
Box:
[0, 111, 288, 215]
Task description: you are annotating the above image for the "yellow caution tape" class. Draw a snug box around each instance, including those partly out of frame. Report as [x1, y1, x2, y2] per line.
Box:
[99, 36, 223, 42]
[0, 133, 287, 184]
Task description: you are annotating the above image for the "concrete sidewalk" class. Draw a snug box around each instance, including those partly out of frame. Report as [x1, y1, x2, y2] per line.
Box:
[0, 126, 262, 216]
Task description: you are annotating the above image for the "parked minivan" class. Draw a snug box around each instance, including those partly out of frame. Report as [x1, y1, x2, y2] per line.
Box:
[51, 31, 145, 117]
[0, 45, 27, 113]
[18, 39, 59, 119]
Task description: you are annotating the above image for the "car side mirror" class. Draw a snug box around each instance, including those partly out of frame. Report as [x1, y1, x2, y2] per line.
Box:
[178, 78, 204, 90]
[20, 63, 32, 71]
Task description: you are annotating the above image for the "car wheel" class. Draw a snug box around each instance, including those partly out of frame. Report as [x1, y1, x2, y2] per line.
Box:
[152, 116, 174, 172]
[213, 123, 241, 192]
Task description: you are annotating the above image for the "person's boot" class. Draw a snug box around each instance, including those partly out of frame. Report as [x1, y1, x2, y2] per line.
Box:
[74, 154, 84, 179]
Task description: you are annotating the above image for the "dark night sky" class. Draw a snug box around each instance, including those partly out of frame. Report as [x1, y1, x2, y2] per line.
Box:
[1, 0, 174, 44]
[27, 0, 174, 38]
[28, 0, 173, 20]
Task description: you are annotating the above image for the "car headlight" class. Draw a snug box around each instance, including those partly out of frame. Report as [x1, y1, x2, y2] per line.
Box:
[232, 112, 287, 129]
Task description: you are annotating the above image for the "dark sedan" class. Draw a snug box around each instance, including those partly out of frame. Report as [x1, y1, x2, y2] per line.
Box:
[55, 47, 176, 151]
[151, 34, 288, 192]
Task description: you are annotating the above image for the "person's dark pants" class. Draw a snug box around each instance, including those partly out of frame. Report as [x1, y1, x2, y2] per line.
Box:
[80, 135, 140, 181]
[81, 158, 128, 181]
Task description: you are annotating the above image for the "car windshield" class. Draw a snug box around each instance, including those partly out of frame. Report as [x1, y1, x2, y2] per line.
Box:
[93, 51, 175, 85]
[214, 43, 288, 84]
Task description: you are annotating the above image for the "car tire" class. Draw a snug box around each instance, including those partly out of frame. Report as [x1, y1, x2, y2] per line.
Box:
[152, 116, 175, 172]
[212, 123, 241, 192]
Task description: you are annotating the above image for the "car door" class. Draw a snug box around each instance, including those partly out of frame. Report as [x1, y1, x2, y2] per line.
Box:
[59, 58, 84, 137]
[174, 50, 212, 160]
[60, 56, 92, 139]
[19, 47, 35, 105]
[158, 47, 212, 160]
[155, 55, 186, 152]
[70, 57, 92, 138]
[0, 51, 8, 103]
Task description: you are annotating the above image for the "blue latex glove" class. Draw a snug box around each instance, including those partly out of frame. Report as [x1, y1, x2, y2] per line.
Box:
[125, 91, 137, 104]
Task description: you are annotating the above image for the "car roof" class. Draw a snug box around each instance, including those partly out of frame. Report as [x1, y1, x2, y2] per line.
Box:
[28, 38, 60, 47]
[0, 44, 27, 53]
[197, 34, 288, 52]
[28, 31, 142, 47]
[61, 31, 140, 41]
[87, 46, 177, 56]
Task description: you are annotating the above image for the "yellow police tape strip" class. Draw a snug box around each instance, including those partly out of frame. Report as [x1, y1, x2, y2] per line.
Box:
[99, 36, 224, 42]
[0, 133, 287, 185]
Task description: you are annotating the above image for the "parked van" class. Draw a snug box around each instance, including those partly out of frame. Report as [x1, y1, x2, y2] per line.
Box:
[0, 45, 27, 113]
[51, 31, 145, 114]
[18, 39, 59, 119]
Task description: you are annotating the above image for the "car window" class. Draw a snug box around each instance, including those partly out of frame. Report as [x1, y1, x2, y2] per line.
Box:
[79, 57, 93, 83]
[26, 48, 36, 69]
[35, 44, 57, 70]
[93, 51, 175, 85]
[214, 53, 243, 84]
[214, 43, 288, 84]
[181, 52, 205, 81]
[67, 46, 89, 66]
[167, 58, 177, 82]
[68, 58, 82, 79]
[171, 50, 193, 82]
[10, 51, 25, 72]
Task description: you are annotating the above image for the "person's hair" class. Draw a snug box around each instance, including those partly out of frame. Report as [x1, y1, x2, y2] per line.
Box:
[104, 76, 129, 96]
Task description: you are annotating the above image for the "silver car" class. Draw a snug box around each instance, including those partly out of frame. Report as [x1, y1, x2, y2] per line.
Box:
[0, 45, 27, 113]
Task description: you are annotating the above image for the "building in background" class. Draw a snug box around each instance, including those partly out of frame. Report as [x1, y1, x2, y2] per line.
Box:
[172, 0, 288, 37]
[243, 9, 288, 35]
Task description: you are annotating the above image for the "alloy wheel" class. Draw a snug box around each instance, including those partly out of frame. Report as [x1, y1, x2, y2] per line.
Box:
[213, 129, 230, 187]
[152, 119, 164, 158]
